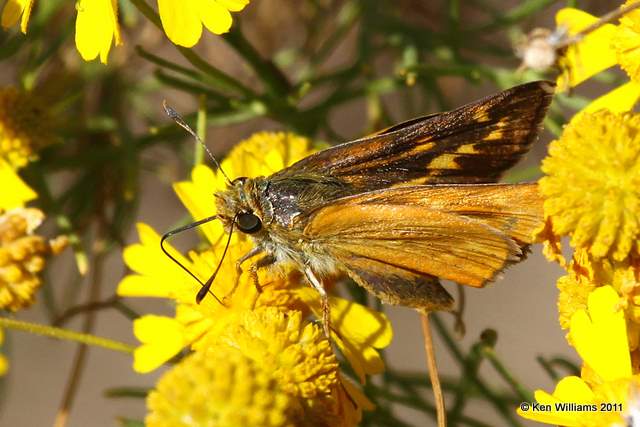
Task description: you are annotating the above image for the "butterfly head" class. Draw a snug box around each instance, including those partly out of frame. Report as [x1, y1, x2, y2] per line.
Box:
[215, 176, 266, 235]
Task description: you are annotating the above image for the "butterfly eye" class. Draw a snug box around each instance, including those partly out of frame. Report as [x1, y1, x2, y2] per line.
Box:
[237, 212, 262, 234]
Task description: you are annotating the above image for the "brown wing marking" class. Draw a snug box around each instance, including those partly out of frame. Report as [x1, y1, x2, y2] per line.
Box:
[274, 81, 554, 190]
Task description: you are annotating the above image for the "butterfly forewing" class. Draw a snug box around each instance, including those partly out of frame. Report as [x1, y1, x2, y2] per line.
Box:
[273, 81, 554, 191]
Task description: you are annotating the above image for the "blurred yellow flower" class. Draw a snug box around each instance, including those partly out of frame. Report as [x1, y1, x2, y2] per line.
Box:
[158, 0, 250, 47]
[554, 8, 618, 89]
[0, 158, 36, 210]
[0, 0, 34, 33]
[75, 0, 122, 64]
[538, 110, 640, 262]
[0, 327, 7, 376]
[551, 5, 640, 109]
[118, 132, 392, 376]
[0, 86, 56, 169]
[0, 208, 67, 311]
[1, 0, 121, 64]
[518, 286, 635, 426]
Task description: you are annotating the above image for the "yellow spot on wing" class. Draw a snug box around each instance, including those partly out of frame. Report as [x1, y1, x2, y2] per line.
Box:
[483, 129, 504, 141]
[474, 110, 491, 121]
[427, 153, 461, 169]
[410, 141, 435, 153]
[455, 144, 479, 154]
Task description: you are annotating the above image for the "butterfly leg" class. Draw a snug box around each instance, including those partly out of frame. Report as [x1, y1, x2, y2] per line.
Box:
[248, 255, 276, 294]
[224, 247, 264, 302]
[304, 268, 331, 338]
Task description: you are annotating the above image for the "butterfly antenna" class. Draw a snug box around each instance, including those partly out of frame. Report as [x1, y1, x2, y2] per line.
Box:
[196, 213, 238, 304]
[160, 215, 224, 305]
[162, 100, 233, 185]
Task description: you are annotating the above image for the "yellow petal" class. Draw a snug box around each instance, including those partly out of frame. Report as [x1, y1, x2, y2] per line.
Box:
[0, 158, 36, 211]
[117, 223, 200, 301]
[581, 80, 640, 115]
[556, 8, 618, 89]
[570, 286, 631, 381]
[173, 164, 224, 246]
[157, 0, 201, 47]
[117, 274, 175, 298]
[1, 0, 33, 33]
[518, 377, 596, 425]
[297, 288, 392, 382]
[199, 0, 233, 35]
[133, 315, 186, 373]
[75, 0, 121, 64]
[218, 0, 249, 12]
[551, 376, 595, 402]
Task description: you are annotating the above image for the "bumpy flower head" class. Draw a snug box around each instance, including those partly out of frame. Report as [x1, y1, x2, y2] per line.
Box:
[213, 307, 338, 399]
[146, 346, 301, 427]
[557, 269, 597, 331]
[0, 208, 67, 311]
[146, 307, 363, 427]
[538, 110, 640, 262]
[0, 86, 56, 168]
[613, 0, 640, 83]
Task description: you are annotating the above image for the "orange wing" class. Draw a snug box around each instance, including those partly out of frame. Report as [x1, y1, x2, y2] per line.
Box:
[301, 184, 542, 311]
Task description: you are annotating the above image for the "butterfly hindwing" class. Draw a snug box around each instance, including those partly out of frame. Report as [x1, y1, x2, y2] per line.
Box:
[299, 184, 543, 310]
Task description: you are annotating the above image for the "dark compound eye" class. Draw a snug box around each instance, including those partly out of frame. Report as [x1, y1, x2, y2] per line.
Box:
[236, 212, 262, 234]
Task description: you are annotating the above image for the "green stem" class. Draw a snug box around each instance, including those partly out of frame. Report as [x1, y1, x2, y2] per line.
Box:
[431, 315, 523, 427]
[223, 25, 291, 97]
[0, 317, 133, 354]
[482, 348, 534, 404]
[195, 94, 207, 166]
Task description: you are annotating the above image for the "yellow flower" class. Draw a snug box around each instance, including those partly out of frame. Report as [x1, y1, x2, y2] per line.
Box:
[1, 1, 121, 64]
[613, 0, 640, 83]
[146, 344, 301, 427]
[0, 158, 36, 210]
[75, 0, 122, 64]
[518, 286, 635, 426]
[0, 86, 56, 169]
[146, 307, 369, 427]
[119, 223, 308, 372]
[557, 267, 597, 331]
[0, 0, 34, 33]
[158, 0, 250, 47]
[555, 8, 618, 90]
[0, 208, 67, 311]
[118, 132, 392, 375]
[218, 307, 339, 399]
[538, 110, 640, 262]
[0, 327, 7, 376]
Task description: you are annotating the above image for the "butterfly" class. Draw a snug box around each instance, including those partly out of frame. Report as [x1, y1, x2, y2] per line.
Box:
[162, 80, 554, 335]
